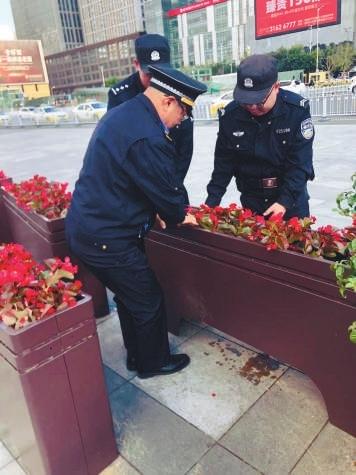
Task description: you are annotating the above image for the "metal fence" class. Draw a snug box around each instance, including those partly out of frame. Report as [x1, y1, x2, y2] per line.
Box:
[1, 87, 356, 128]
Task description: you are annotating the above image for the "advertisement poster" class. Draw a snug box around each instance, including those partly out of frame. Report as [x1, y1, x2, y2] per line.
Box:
[255, 0, 341, 39]
[0, 40, 47, 85]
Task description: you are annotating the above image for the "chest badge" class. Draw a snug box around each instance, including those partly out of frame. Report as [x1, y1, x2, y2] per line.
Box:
[233, 130, 245, 137]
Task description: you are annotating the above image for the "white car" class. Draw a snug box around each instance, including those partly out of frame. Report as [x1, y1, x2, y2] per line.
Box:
[279, 79, 307, 96]
[17, 107, 37, 120]
[74, 102, 107, 122]
[349, 77, 356, 94]
[34, 106, 68, 124]
[0, 111, 9, 126]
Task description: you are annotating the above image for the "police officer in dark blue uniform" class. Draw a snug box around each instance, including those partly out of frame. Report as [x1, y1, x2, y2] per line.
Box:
[66, 64, 206, 378]
[108, 34, 194, 191]
[206, 54, 314, 219]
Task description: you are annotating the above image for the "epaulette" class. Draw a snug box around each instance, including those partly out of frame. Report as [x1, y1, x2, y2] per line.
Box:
[280, 89, 309, 109]
[110, 83, 130, 96]
[219, 100, 238, 118]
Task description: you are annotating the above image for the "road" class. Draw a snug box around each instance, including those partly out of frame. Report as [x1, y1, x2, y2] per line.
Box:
[0, 121, 355, 228]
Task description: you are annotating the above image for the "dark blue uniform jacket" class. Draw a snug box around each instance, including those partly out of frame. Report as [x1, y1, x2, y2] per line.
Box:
[66, 94, 187, 265]
[206, 90, 315, 216]
[108, 72, 194, 183]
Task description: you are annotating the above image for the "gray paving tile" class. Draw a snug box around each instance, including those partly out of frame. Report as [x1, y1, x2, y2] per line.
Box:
[0, 442, 12, 469]
[291, 423, 356, 475]
[100, 454, 141, 475]
[220, 368, 328, 475]
[97, 315, 135, 379]
[168, 319, 203, 350]
[103, 365, 127, 395]
[188, 444, 261, 475]
[109, 382, 213, 475]
[132, 329, 286, 440]
[0, 460, 26, 475]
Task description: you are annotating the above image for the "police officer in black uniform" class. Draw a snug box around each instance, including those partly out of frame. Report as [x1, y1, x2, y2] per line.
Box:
[206, 54, 314, 220]
[108, 34, 194, 190]
[65, 65, 206, 378]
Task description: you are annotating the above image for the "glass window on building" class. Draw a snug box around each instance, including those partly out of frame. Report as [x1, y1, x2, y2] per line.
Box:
[215, 2, 228, 31]
[187, 9, 207, 36]
[203, 32, 213, 64]
[216, 29, 233, 63]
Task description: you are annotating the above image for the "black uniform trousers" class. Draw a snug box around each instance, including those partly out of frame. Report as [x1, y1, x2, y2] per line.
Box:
[67, 231, 170, 373]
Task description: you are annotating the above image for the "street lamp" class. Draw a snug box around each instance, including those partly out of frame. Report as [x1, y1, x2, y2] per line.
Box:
[315, 6, 324, 73]
[99, 65, 105, 87]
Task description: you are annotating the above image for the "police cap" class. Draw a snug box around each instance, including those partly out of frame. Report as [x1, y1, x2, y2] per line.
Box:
[233, 54, 278, 104]
[135, 34, 171, 72]
[148, 64, 207, 108]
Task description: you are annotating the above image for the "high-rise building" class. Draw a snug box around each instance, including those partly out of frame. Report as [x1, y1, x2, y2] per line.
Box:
[10, 0, 145, 92]
[145, 0, 356, 69]
[11, 0, 84, 56]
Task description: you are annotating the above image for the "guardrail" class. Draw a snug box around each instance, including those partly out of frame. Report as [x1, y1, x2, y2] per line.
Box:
[1, 88, 356, 127]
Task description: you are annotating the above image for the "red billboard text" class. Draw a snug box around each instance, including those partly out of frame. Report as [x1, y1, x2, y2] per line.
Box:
[0, 40, 46, 85]
[167, 0, 228, 17]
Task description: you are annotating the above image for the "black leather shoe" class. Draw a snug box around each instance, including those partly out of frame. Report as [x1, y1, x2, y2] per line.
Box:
[126, 355, 137, 371]
[137, 354, 190, 379]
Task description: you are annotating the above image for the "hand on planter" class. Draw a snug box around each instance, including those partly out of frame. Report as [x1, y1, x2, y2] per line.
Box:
[156, 214, 167, 230]
[263, 202, 286, 219]
[180, 213, 198, 226]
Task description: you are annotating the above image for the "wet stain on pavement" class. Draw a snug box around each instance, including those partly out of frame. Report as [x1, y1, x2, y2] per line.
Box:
[238, 353, 280, 385]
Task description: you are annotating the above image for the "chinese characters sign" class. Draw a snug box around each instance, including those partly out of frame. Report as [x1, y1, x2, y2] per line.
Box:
[167, 0, 228, 17]
[0, 40, 47, 85]
[255, 0, 341, 39]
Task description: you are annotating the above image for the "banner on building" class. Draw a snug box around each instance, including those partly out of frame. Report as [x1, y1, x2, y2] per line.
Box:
[0, 40, 47, 85]
[255, 0, 341, 39]
[167, 0, 228, 17]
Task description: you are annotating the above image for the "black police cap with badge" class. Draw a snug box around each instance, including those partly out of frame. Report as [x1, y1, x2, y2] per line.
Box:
[233, 54, 278, 105]
[147, 64, 207, 110]
[135, 34, 171, 72]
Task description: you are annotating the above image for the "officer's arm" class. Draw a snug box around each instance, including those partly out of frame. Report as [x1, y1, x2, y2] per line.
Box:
[170, 118, 194, 183]
[278, 109, 315, 210]
[205, 117, 236, 207]
[122, 138, 187, 224]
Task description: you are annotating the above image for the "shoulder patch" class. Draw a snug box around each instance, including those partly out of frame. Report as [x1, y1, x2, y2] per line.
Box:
[301, 118, 314, 140]
[281, 90, 309, 109]
[221, 100, 238, 116]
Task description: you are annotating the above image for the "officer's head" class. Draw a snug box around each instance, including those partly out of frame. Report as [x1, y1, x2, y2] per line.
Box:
[134, 34, 171, 89]
[234, 54, 280, 116]
[144, 64, 207, 128]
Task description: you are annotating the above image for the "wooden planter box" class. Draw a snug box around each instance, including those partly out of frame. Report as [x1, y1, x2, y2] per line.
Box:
[145, 226, 356, 438]
[2, 192, 109, 318]
[0, 177, 13, 243]
[0, 295, 118, 475]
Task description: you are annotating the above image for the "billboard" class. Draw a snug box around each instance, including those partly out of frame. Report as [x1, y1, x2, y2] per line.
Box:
[0, 40, 47, 85]
[167, 0, 228, 17]
[255, 0, 341, 39]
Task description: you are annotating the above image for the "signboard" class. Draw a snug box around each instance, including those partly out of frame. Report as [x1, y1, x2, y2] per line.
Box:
[0, 40, 47, 85]
[255, 0, 341, 39]
[167, 0, 228, 18]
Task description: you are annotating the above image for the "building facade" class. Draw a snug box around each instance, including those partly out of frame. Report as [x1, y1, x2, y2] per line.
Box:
[10, 0, 145, 93]
[145, 0, 356, 69]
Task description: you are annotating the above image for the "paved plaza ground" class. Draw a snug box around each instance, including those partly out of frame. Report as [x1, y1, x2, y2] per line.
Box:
[0, 122, 355, 474]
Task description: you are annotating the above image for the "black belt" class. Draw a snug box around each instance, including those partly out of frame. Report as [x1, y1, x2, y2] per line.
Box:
[239, 177, 279, 190]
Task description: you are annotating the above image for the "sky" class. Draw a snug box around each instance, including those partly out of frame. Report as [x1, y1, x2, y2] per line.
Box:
[0, 0, 16, 40]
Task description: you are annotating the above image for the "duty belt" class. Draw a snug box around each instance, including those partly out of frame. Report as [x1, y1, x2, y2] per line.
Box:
[240, 177, 279, 190]
[261, 177, 278, 189]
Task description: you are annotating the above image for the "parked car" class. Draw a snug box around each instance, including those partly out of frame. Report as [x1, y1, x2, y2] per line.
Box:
[279, 79, 307, 96]
[348, 77, 356, 94]
[0, 111, 9, 126]
[74, 102, 107, 122]
[17, 107, 37, 120]
[209, 91, 234, 118]
[34, 106, 69, 124]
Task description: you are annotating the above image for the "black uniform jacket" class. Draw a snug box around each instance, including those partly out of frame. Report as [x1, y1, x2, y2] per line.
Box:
[66, 94, 187, 264]
[206, 90, 315, 211]
[108, 72, 194, 183]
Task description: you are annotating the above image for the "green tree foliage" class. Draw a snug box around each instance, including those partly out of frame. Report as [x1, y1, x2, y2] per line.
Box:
[105, 76, 119, 87]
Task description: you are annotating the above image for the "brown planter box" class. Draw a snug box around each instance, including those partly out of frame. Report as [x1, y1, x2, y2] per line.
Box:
[0, 177, 13, 243]
[2, 192, 109, 318]
[145, 226, 356, 437]
[0, 295, 118, 475]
